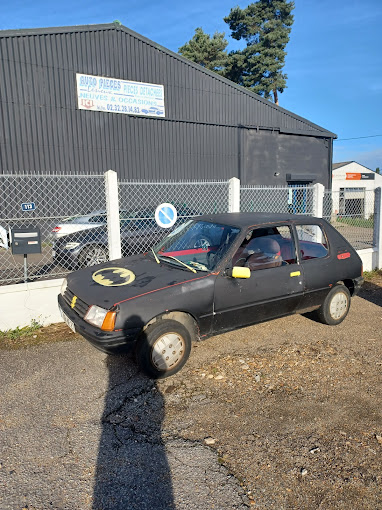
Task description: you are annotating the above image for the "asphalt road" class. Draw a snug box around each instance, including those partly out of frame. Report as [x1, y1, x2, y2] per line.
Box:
[0, 286, 381, 509]
[0, 340, 247, 510]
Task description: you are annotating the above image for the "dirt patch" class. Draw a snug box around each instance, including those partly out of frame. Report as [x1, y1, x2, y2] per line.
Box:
[0, 322, 80, 350]
[1, 275, 381, 509]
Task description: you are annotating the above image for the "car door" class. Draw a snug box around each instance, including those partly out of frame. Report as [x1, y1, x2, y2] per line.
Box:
[212, 225, 304, 334]
[293, 222, 333, 309]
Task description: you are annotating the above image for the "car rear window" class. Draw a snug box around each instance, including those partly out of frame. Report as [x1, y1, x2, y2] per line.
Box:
[295, 224, 329, 260]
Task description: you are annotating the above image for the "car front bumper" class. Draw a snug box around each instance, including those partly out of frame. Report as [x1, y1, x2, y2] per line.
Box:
[58, 294, 140, 354]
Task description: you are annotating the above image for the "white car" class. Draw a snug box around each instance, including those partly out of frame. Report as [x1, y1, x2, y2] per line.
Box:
[52, 211, 108, 238]
[51, 210, 140, 238]
[0, 225, 8, 249]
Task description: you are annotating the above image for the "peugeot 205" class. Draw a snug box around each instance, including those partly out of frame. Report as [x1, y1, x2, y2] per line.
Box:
[58, 213, 364, 379]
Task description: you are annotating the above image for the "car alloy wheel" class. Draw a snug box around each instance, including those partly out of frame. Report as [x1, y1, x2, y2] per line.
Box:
[79, 245, 108, 267]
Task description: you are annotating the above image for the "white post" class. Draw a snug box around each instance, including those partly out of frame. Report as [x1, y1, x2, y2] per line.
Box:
[104, 170, 122, 261]
[312, 182, 325, 218]
[228, 177, 240, 213]
[373, 187, 382, 269]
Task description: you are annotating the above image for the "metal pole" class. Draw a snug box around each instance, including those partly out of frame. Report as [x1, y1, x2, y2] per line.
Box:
[24, 254, 28, 283]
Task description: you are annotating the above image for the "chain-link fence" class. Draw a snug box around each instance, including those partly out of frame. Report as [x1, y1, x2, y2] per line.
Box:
[0, 173, 379, 286]
[0, 174, 106, 284]
[117, 180, 230, 257]
[323, 189, 375, 249]
[241, 185, 315, 215]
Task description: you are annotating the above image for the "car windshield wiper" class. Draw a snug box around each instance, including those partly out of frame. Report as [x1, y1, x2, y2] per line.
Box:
[151, 247, 160, 264]
[158, 255, 197, 273]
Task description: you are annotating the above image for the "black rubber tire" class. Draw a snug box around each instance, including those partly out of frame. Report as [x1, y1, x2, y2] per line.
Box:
[78, 244, 108, 267]
[135, 319, 192, 379]
[314, 284, 351, 325]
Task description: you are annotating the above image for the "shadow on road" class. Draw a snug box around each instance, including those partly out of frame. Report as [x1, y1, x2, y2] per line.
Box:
[358, 281, 382, 307]
[92, 344, 175, 509]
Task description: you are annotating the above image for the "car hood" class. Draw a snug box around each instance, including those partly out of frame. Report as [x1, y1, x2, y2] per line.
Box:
[66, 253, 211, 309]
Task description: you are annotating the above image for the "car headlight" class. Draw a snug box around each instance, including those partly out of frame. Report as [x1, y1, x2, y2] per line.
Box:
[60, 278, 67, 296]
[84, 305, 116, 331]
[64, 242, 81, 250]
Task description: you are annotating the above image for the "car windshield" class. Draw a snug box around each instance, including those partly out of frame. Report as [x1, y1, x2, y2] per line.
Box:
[152, 220, 240, 272]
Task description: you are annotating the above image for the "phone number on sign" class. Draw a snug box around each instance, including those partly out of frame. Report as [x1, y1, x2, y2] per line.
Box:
[106, 104, 140, 113]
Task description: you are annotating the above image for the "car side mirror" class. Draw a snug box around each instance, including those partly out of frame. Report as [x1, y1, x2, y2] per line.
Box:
[226, 266, 251, 279]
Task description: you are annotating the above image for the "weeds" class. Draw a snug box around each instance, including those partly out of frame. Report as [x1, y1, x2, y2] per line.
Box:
[363, 269, 382, 281]
[0, 319, 42, 339]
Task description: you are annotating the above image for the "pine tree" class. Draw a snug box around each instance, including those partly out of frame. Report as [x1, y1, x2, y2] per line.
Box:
[178, 27, 229, 74]
[224, 0, 294, 104]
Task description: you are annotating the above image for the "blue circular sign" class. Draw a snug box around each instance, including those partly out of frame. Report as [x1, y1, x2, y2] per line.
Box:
[155, 203, 177, 228]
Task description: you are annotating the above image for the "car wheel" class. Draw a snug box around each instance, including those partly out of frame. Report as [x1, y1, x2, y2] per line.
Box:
[192, 236, 212, 250]
[315, 284, 351, 325]
[135, 319, 192, 379]
[78, 245, 108, 267]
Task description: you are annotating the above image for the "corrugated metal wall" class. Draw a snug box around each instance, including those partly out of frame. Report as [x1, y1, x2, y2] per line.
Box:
[0, 25, 334, 182]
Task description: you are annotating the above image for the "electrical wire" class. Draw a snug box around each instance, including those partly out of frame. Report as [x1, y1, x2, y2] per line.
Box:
[335, 134, 382, 141]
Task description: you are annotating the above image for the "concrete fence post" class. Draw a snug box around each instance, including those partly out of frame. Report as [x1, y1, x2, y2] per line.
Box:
[104, 169, 122, 261]
[228, 177, 240, 213]
[312, 183, 325, 218]
[373, 187, 382, 269]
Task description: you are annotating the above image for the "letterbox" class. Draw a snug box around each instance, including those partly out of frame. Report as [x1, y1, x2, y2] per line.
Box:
[11, 227, 41, 255]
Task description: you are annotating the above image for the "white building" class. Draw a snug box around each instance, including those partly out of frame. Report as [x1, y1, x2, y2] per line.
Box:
[331, 161, 382, 219]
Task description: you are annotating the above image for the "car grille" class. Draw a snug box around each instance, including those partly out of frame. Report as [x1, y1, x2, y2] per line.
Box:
[62, 288, 89, 319]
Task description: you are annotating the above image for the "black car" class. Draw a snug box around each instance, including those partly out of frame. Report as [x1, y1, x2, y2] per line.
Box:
[58, 213, 364, 379]
[53, 207, 199, 268]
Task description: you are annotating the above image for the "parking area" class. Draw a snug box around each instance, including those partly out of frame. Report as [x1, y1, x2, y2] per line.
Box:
[0, 283, 381, 509]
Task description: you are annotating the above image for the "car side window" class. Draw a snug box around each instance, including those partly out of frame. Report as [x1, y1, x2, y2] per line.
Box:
[88, 215, 106, 223]
[232, 225, 297, 271]
[295, 224, 329, 260]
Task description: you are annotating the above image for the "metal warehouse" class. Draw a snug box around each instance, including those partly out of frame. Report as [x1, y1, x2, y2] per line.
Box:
[0, 23, 336, 186]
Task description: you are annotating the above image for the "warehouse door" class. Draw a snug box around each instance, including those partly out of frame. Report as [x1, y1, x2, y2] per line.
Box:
[287, 182, 311, 214]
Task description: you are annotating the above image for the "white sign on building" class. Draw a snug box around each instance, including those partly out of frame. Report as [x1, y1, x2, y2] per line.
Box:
[76, 73, 165, 118]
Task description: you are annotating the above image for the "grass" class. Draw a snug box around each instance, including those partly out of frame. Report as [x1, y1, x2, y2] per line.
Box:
[0, 322, 77, 350]
[0, 319, 42, 340]
[363, 269, 382, 281]
[337, 216, 374, 228]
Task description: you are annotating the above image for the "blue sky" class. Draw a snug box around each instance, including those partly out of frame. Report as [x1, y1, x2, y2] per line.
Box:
[2, 0, 381, 170]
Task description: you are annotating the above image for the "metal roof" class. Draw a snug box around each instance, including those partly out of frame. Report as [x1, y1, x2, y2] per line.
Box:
[0, 22, 336, 139]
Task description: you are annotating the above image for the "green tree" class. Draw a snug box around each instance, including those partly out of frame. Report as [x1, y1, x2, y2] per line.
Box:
[376, 167, 380, 174]
[178, 27, 229, 74]
[224, 0, 295, 104]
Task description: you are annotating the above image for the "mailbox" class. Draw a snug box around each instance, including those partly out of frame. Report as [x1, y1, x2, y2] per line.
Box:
[11, 227, 41, 255]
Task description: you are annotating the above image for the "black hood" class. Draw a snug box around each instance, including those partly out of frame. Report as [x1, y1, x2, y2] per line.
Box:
[66, 253, 209, 309]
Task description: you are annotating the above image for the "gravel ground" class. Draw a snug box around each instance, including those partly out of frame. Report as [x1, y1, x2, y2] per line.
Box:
[0, 280, 381, 509]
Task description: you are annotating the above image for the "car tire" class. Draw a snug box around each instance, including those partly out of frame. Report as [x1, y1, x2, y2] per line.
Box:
[314, 284, 351, 325]
[78, 245, 108, 267]
[192, 236, 212, 250]
[135, 319, 192, 379]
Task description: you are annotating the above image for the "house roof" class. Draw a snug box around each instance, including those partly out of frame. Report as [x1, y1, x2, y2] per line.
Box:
[333, 161, 375, 172]
[0, 22, 337, 139]
[333, 162, 354, 170]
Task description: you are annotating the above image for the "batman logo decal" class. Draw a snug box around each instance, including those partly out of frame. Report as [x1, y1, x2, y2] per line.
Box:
[92, 267, 136, 287]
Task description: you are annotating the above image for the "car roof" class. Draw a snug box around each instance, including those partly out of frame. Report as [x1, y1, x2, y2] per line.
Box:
[193, 212, 324, 228]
